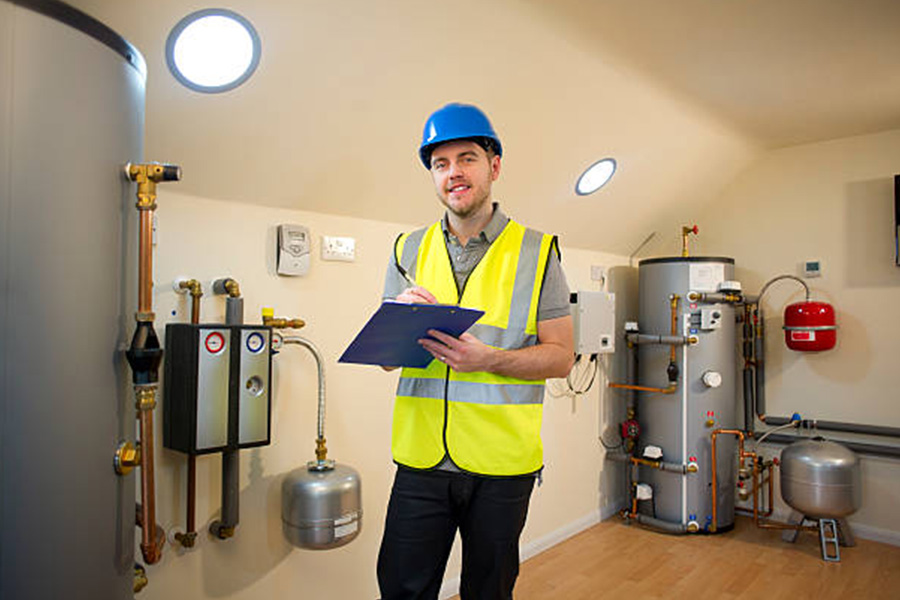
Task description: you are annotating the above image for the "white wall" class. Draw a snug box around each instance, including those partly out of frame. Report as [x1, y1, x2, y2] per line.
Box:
[644, 128, 900, 543]
[142, 191, 629, 599]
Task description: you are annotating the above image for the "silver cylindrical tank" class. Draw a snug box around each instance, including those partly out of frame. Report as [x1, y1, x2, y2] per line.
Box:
[636, 257, 738, 531]
[780, 438, 861, 518]
[282, 463, 362, 549]
[0, 1, 144, 598]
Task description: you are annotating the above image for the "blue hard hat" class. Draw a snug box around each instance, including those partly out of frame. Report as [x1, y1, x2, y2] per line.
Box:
[418, 103, 503, 168]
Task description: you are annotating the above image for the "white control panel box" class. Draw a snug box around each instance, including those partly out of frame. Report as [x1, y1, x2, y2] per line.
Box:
[570, 290, 616, 355]
[277, 224, 310, 276]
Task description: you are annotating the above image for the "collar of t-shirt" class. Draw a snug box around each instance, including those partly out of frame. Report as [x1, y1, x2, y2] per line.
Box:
[440, 202, 510, 247]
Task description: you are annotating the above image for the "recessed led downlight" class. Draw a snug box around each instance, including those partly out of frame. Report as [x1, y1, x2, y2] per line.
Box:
[575, 158, 617, 195]
[166, 9, 261, 93]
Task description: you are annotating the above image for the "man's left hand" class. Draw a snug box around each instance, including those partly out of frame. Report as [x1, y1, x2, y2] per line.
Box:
[419, 330, 495, 373]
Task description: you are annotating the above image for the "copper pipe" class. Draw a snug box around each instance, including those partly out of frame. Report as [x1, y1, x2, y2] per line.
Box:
[713, 429, 817, 533]
[711, 429, 749, 533]
[173, 280, 202, 548]
[138, 388, 162, 563]
[608, 382, 677, 394]
[138, 210, 153, 317]
[669, 294, 680, 363]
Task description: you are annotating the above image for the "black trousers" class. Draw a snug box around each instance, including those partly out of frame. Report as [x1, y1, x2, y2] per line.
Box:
[377, 467, 536, 600]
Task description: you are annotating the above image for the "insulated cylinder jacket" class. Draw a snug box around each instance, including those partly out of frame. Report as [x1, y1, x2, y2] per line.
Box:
[392, 219, 557, 476]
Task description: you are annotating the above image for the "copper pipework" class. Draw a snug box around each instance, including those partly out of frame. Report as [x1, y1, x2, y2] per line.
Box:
[174, 278, 202, 549]
[711, 429, 817, 534]
[608, 382, 677, 394]
[178, 278, 203, 323]
[136, 386, 163, 564]
[137, 210, 154, 319]
[125, 162, 180, 567]
[608, 295, 681, 395]
[669, 294, 680, 363]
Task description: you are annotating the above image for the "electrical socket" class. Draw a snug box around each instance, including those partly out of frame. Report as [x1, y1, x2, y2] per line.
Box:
[321, 235, 356, 262]
[590, 265, 606, 284]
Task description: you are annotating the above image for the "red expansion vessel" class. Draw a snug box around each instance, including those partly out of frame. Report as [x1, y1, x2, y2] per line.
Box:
[783, 301, 837, 352]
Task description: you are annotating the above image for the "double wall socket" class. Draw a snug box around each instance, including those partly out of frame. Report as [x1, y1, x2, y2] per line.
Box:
[321, 235, 356, 261]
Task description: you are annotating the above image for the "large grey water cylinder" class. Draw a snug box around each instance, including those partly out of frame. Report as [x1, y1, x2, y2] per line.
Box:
[636, 257, 738, 531]
[0, 2, 145, 598]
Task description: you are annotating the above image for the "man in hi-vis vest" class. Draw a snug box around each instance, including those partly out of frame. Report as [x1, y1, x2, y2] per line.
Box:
[376, 103, 575, 600]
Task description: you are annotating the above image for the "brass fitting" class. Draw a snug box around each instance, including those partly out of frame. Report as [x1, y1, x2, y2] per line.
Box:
[223, 278, 241, 298]
[173, 531, 197, 548]
[686, 462, 699, 473]
[261, 308, 306, 329]
[315, 437, 328, 462]
[686, 521, 700, 533]
[133, 564, 148, 594]
[178, 278, 203, 298]
[681, 225, 699, 257]
[114, 441, 141, 476]
[135, 311, 156, 323]
[135, 386, 158, 412]
[126, 162, 182, 210]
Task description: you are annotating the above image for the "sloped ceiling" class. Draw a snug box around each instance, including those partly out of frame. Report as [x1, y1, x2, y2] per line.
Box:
[68, 0, 900, 256]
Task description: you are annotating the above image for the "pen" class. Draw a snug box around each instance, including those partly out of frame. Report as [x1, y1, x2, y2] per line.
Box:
[396, 259, 417, 288]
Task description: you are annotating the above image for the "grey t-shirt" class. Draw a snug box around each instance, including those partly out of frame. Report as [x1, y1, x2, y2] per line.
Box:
[382, 204, 571, 472]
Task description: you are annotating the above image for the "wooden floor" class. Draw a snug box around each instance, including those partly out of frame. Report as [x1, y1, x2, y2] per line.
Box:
[453, 516, 900, 599]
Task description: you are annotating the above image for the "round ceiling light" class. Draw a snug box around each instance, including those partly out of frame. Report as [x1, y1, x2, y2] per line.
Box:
[166, 9, 261, 93]
[575, 158, 617, 195]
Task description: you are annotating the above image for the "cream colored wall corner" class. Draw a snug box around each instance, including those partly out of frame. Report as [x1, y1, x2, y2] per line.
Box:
[142, 191, 630, 599]
[643, 128, 900, 541]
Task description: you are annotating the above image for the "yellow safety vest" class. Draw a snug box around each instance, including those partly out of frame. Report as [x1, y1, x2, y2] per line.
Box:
[391, 218, 557, 476]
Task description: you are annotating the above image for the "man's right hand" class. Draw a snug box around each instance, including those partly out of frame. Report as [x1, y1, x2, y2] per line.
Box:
[395, 286, 438, 304]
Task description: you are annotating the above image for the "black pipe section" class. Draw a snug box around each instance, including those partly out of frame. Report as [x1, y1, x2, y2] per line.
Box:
[764, 417, 900, 439]
[754, 307, 766, 419]
[125, 321, 162, 384]
[666, 361, 679, 384]
[743, 368, 755, 434]
[763, 433, 900, 460]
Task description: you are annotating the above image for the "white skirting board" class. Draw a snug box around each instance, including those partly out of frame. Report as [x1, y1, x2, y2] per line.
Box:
[438, 508, 606, 600]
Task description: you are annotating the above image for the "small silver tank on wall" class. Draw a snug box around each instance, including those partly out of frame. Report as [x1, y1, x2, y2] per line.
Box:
[275, 333, 362, 550]
[282, 462, 361, 549]
[780, 438, 861, 518]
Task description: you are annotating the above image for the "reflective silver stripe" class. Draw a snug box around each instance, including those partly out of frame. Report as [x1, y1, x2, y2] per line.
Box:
[449, 380, 544, 405]
[397, 377, 444, 399]
[783, 325, 838, 331]
[508, 228, 544, 331]
[399, 377, 544, 405]
[399, 227, 428, 281]
[468, 322, 537, 348]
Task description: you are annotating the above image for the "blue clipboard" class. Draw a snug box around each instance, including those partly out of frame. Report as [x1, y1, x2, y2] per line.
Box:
[339, 301, 484, 368]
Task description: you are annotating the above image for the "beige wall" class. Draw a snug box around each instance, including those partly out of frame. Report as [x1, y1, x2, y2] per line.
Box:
[143, 190, 629, 599]
[643, 128, 900, 542]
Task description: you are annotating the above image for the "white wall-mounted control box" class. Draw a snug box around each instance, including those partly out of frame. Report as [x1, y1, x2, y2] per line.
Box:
[277, 224, 310, 276]
[570, 290, 616, 355]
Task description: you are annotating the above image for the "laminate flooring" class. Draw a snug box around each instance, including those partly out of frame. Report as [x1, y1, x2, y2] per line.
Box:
[452, 516, 900, 599]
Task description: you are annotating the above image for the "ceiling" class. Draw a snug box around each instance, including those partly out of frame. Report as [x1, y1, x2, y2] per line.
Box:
[526, 0, 900, 149]
[69, 0, 900, 256]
